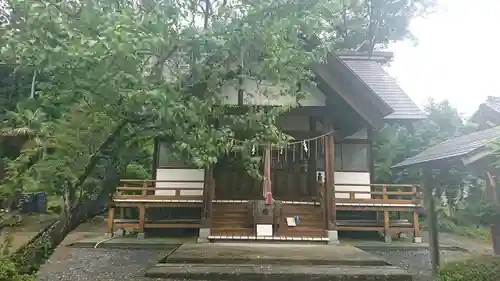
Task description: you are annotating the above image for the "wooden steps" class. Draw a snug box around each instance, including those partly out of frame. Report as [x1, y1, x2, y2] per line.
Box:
[208, 235, 329, 243]
[211, 202, 253, 236]
[211, 201, 327, 240]
[277, 204, 326, 237]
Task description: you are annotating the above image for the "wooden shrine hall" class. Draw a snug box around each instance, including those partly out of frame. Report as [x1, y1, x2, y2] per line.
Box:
[107, 51, 426, 244]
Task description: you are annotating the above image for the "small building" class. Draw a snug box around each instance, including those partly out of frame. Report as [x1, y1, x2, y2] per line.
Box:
[109, 51, 426, 244]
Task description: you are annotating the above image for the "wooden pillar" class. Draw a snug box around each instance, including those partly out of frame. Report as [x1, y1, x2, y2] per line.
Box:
[422, 167, 440, 277]
[324, 125, 336, 231]
[199, 166, 214, 243]
[201, 166, 214, 228]
[138, 204, 146, 238]
[263, 145, 272, 203]
[107, 204, 115, 237]
[412, 185, 422, 243]
[383, 185, 391, 243]
[308, 117, 317, 198]
[485, 172, 500, 255]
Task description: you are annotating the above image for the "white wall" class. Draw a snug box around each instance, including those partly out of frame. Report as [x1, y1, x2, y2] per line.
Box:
[156, 168, 370, 199]
[219, 78, 326, 106]
[155, 168, 204, 196]
[317, 171, 371, 199]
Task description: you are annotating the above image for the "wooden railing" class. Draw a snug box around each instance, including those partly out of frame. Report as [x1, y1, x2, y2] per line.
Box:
[114, 179, 204, 201]
[317, 182, 422, 242]
[317, 183, 422, 203]
[107, 179, 204, 237]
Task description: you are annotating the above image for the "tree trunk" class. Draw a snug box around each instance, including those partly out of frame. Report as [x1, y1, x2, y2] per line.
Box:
[63, 182, 76, 214]
[491, 224, 500, 256]
[11, 160, 121, 274]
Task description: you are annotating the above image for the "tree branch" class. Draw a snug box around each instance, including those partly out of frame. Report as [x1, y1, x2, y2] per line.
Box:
[72, 120, 128, 195]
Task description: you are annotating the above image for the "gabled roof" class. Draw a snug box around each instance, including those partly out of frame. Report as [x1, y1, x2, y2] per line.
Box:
[313, 55, 394, 130]
[392, 126, 500, 169]
[470, 96, 500, 127]
[337, 52, 427, 121]
[483, 96, 500, 114]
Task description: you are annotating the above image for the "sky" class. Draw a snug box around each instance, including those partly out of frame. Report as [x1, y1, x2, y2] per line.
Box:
[387, 0, 500, 118]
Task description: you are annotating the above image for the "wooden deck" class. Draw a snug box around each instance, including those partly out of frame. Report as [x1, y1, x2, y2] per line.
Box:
[108, 180, 204, 235]
[107, 180, 422, 243]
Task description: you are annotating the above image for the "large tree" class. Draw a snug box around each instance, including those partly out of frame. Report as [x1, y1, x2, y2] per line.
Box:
[0, 0, 433, 273]
[373, 99, 479, 216]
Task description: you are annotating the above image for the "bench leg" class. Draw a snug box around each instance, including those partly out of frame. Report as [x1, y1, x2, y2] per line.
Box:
[383, 210, 391, 243]
[413, 210, 422, 243]
[107, 206, 115, 237]
[138, 205, 145, 239]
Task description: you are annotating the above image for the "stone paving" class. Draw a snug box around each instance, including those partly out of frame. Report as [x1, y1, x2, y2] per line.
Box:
[35, 221, 492, 281]
[163, 242, 388, 265]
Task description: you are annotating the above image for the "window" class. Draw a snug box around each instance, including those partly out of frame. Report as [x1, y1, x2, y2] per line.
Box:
[339, 143, 369, 171]
[317, 142, 370, 172]
[157, 141, 187, 167]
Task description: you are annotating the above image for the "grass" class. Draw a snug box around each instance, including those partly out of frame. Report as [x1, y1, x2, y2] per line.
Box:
[423, 218, 492, 242]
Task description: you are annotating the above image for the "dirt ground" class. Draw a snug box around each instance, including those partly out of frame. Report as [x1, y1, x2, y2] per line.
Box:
[4, 214, 106, 252]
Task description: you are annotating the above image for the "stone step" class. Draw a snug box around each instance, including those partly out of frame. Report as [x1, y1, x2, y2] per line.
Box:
[208, 235, 329, 243]
[145, 263, 414, 281]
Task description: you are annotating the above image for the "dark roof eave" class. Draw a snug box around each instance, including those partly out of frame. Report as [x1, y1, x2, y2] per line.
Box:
[383, 114, 428, 121]
[391, 153, 464, 170]
[391, 126, 500, 170]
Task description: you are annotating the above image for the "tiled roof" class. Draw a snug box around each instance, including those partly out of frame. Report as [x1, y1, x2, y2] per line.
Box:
[483, 96, 500, 114]
[339, 56, 427, 120]
[392, 126, 500, 169]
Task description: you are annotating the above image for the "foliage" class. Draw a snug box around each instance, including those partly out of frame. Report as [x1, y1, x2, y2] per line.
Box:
[374, 99, 472, 187]
[0, 233, 34, 281]
[0, 258, 34, 281]
[436, 256, 500, 281]
[434, 219, 492, 242]
[373, 98, 498, 233]
[0, 0, 434, 201]
[0, 0, 435, 273]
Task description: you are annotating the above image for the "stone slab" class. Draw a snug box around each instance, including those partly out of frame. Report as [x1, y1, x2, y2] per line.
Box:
[163, 242, 389, 266]
[145, 264, 414, 281]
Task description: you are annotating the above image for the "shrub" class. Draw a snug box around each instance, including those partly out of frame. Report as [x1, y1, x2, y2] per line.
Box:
[432, 218, 492, 241]
[0, 258, 34, 281]
[437, 256, 500, 281]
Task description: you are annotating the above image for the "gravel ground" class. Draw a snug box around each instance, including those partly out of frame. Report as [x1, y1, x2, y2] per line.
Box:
[37, 248, 169, 281]
[367, 249, 472, 281]
[36, 246, 472, 281]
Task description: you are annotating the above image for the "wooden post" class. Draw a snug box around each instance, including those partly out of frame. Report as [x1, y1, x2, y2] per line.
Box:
[324, 127, 336, 231]
[422, 167, 440, 277]
[138, 204, 146, 239]
[383, 184, 390, 243]
[107, 205, 115, 237]
[412, 185, 422, 243]
[201, 166, 214, 228]
[485, 172, 500, 255]
[308, 117, 318, 198]
[142, 181, 148, 195]
[263, 145, 272, 204]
